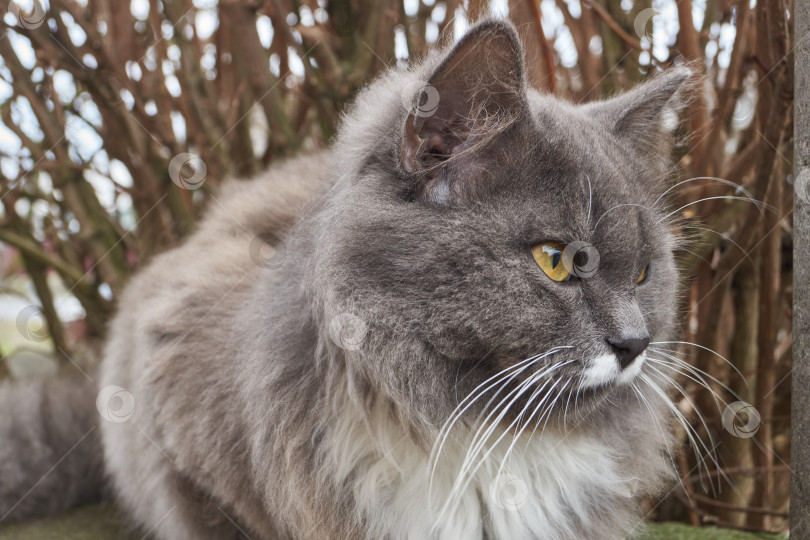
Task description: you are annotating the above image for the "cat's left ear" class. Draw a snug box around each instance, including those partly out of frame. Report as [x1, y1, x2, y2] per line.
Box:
[583, 66, 696, 170]
[399, 20, 527, 191]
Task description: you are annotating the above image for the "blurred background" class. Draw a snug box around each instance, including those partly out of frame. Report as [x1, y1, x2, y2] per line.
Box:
[0, 0, 793, 534]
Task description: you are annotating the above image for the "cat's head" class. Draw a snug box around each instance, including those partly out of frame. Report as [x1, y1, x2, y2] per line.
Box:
[309, 20, 694, 431]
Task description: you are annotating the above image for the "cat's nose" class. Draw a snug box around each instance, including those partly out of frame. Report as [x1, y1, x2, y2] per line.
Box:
[607, 335, 650, 369]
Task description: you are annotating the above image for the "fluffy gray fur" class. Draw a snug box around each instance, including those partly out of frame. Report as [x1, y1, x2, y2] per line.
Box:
[0, 19, 697, 539]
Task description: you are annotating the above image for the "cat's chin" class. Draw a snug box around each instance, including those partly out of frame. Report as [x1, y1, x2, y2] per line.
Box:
[557, 381, 641, 425]
[508, 359, 647, 426]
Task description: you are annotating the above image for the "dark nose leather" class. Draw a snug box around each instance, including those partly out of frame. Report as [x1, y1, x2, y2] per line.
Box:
[607, 336, 650, 369]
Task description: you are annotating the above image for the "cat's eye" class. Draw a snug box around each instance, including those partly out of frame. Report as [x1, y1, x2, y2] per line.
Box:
[532, 242, 572, 282]
[637, 264, 649, 284]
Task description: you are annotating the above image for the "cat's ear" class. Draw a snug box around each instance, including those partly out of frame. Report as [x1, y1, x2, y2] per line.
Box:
[584, 66, 696, 169]
[400, 20, 527, 185]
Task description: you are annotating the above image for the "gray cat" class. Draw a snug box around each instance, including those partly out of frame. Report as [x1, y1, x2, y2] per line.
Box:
[1, 19, 697, 540]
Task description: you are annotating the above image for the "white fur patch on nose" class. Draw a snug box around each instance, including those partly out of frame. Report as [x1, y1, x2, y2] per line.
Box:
[580, 352, 646, 388]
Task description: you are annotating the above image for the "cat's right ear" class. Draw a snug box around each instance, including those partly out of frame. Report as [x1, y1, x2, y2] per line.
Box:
[399, 20, 527, 199]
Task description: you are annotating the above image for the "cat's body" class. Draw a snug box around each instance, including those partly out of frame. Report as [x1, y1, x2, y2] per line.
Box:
[97, 148, 671, 540]
[1, 20, 695, 539]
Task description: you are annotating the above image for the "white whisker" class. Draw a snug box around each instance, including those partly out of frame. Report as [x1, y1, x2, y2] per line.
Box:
[678, 224, 754, 265]
[658, 196, 772, 223]
[677, 246, 714, 266]
[457, 361, 573, 483]
[562, 379, 575, 433]
[653, 176, 757, 208]
[429, 351, 554, 501]
[579, 172, 593, 219]
[525, 377, 571, 446]
[639, 372, 725, 495]
[593, 203, 651, 232]
[432, 357, 575, 528]
[649, 341, 747, 384]
[495, 377, 567, 480]
[630, 383, 686, 494]
[646, 364, 718, 460]
[647, 351, 743, 408]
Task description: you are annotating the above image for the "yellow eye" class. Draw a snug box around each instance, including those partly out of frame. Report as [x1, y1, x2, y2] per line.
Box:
[637, 264, 649, 284]
[531, 242, 571, 282]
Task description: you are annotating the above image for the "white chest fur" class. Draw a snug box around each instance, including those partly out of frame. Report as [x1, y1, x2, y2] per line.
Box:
[324, 401, 641, 540]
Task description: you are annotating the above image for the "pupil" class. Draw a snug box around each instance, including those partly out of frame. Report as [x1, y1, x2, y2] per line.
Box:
[419, 90, 429, 107]
[551, 252, 560, 269]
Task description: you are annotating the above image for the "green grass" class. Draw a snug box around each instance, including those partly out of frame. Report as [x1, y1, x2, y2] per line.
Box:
[0, 506, 784, 539]
[0, 505, 136, 540]
[640, 522, 783, 540]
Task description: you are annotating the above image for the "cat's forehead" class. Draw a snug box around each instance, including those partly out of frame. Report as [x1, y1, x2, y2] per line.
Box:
[504, 98, 658, 212]
[498, 170, 656, 249]
[524, 93, 641, 180]
[481, 102, 664, 254]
